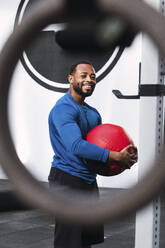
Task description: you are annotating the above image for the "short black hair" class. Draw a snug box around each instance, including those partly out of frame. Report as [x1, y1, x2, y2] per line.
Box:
[69, 61, 93, 75]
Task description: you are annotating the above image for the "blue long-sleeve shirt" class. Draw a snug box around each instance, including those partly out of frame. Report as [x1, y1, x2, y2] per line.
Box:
[48, 92, 109, 183]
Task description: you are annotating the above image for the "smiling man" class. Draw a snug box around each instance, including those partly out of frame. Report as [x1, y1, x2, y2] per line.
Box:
[48, 61, 137, 248]
[68, 62, 96, 99]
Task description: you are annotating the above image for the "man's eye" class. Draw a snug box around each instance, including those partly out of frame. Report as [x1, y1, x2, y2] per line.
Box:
[81, 75, 86, 78]
[91, 76, 96, 80]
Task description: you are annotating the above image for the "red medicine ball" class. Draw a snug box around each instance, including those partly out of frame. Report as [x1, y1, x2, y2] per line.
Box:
[86, 124, 133, 176]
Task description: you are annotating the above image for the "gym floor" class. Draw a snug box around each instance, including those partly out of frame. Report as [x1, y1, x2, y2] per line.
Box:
[0, 180, 165, 248]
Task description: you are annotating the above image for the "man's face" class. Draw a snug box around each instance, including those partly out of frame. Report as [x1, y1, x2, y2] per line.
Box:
[69, 64, 96, 97]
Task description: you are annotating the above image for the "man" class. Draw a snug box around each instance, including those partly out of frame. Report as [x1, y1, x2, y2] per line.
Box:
[48, 61, 137, 248]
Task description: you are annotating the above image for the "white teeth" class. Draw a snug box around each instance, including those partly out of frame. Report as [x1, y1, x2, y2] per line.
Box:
[84, 85, 92, 89]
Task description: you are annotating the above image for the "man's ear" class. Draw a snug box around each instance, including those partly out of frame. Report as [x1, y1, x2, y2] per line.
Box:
[68, 74, 73, 84]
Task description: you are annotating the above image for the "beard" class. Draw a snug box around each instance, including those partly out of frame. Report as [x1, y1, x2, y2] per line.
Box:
[73, 82, 95, 97]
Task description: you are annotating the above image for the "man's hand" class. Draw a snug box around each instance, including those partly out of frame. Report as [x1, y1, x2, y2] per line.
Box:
[108, 145, 138, 169]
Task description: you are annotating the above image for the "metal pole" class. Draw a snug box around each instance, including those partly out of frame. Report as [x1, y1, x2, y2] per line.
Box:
[135, 1, 164, 247]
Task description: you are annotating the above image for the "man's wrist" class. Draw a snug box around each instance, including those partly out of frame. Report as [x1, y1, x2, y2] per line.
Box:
[108, 151, 121, 163]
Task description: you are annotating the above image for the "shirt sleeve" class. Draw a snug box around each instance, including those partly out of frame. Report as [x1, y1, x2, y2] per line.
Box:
[51, 104, 109, 163]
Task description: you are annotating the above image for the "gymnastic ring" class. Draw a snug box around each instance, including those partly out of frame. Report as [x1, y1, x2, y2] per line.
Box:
[0, 0, 165, 224]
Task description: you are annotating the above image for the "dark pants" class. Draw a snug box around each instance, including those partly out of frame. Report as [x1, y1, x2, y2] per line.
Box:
[48, 167, 104, 248]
